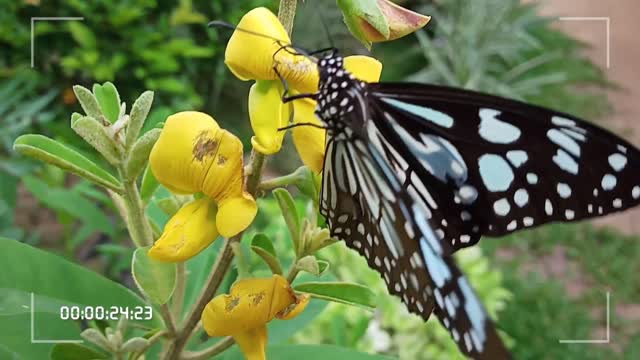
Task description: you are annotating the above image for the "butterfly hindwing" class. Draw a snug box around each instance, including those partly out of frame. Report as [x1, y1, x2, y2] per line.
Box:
[320, 116, 511, 358]
[371, 82, 640, 252]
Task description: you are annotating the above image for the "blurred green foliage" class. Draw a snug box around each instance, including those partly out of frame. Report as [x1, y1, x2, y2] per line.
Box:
[377, 0, 611, 120]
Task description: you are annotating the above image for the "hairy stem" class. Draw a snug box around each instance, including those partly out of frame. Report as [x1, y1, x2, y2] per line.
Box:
[278, 0, 297, 35]
[121, 178, 153, 247]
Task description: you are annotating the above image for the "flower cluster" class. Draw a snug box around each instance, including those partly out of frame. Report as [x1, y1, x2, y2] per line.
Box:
[143, 4, 428, 360]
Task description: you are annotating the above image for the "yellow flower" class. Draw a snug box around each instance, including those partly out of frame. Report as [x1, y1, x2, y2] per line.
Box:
[202, 275, 310, 360]
[148, 111, 257, 261]
[225, 7, 318, 93]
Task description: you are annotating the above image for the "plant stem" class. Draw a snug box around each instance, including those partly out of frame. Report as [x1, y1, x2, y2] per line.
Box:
[121, 178, 153, 247]
[160, 304, 178, 337]
[164, 236, 236, 359]
[278, 0, 298, 34]
[172, 262, 187, 319]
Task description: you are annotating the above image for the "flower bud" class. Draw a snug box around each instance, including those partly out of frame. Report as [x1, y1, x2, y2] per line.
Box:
[337, 0, 431, 49]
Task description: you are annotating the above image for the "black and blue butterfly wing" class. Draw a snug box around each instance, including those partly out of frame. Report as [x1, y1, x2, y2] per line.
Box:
[370, 82, 640, 252]
[320, 91, 511, 359]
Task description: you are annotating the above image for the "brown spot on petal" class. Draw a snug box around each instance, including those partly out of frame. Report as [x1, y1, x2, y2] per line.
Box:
[193, 131, 218, 162]
[248, 291, 265, 306]
[225, 296, 240, 311]
[217, 155, 227, 166]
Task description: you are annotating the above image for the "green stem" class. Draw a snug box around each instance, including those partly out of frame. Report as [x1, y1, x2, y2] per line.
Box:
[172, 262, 187, 320]
[259, 171, 300, 191]
[278, 0, 298, 35]
[121, 178, 153, 247]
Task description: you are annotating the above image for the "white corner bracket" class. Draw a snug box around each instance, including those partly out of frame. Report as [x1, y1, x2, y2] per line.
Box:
[559, 291, 611, 344]
[30, 17, 85, 68]
[558, 17, 611, 69]
[30, 292, 83, 344]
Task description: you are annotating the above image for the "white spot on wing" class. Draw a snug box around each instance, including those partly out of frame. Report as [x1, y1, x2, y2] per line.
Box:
[493, 198, 511, 216]
[478, 154, 514, 192]
[506, 150, 528, 168]
[478, 109, 521, 144]
[608, 153, 627, 172]
[602, 174, 617, 190]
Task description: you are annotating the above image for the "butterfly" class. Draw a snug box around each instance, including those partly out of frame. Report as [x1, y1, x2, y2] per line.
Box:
[282, 50, 640, 360]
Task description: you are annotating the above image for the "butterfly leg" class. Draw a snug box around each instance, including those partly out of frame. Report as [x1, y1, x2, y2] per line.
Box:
[273, 66, 318, 103]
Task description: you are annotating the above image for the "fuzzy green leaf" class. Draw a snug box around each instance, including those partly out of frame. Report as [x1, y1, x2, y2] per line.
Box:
[273, 188, 301, 256]
[132, 246, 177, 304]
[126, 90, 155, 147]
[125, 128, 160, 180]
[13, 134, 122, 192]
[250, 233, 283, 275]
[93, 82, 121, 123]
[72, 85, 102, 120]
[294, 282, 376, 309]
[71, 116, 121, 165]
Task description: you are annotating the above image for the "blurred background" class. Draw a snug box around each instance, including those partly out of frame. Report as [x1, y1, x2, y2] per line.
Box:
[0, 0, 638, 359]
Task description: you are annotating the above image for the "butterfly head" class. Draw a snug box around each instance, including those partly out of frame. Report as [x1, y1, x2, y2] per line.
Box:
[315, 53, 363, 123]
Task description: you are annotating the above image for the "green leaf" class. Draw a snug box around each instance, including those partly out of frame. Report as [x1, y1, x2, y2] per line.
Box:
[132, 246, 177, 304]
[294, 282, 376, 309]
[0, 238, 158, 359]
[273, 188, 301, 256]
[68, 21, 97, 48]
[224, 344, 393, 360]
[72, 85, 102, 121]
[71, 116, 121, 165]
[13, 135, 122, 193]
[140, 165, 160, 203]
[126, 91, 154, 147]
[125, 128, 160, 180]
[50, 343, 107, 360]
[92, 82, 121, 123]
[250, 233, 283, 275]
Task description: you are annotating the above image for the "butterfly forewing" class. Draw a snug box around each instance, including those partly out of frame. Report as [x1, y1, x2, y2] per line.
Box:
[371, 82, 640, 252]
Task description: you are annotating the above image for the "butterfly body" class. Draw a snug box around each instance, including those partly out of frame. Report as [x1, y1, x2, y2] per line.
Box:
[311, 52, 640, 359]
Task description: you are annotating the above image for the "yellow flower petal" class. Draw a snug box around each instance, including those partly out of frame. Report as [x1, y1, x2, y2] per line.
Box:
[202, 275, 295, 335]
[249, 80, 291, 155]
[217, 195, 258, 238]
[149, 111, 222, 194]
[233, 326, 267, 360]
[292, 98, 325, 174]
[344, 55, 383, 82]
[225, 7, 289, 81]
[148, 198, 219, 262]
[225, 7, 318, 93]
